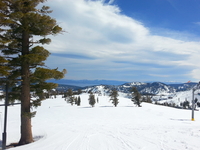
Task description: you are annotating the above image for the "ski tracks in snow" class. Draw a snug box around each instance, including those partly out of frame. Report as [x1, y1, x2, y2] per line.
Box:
[35, 124, 181, 150]
[58, 124, 139, 150]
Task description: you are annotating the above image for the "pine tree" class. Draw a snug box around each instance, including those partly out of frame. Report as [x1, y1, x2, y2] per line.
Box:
[109, 89, 119, 107]
[77, 96, 81, 106]
[74, 97, 78, 105]
[183, 100, 190, 109]
[146, 95, 153, 103]
[0, 56, 10, 77]
[69, 96, 74, 105]
[88, 92, 96, 107]
[65, 89, 74, 105]
[77, 89, 82, 95]
[66, 89, 73, 97]
[130, 87, 142, 107]
[0, 0, 66, 145]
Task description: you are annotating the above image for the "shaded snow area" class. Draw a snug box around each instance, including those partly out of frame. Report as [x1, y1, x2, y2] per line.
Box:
[1, 94, 200, 150]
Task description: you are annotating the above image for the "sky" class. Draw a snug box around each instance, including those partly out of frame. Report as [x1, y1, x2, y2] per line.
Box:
[40, 0, 200, 83]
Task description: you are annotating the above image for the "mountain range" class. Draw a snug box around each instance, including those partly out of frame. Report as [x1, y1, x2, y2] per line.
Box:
[55, 80, 198, 95]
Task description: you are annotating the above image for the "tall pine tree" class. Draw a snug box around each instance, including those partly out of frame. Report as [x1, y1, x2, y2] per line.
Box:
[130, 87, 142, 107]
[109, 89, 119, 107]
[77, 96, 81, 106]
[0, 0, 66, 145]
[88, 92, 96, 107]
[65, 89, 74, 105]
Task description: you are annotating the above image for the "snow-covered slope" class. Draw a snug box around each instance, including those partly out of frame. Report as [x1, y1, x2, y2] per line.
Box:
[1, 94, 200, 150]
[82, 85, 114, 96]
[169, 82, 197, 92]
[80, 82, 178, 96]
[153, 88, 200, 106]
[119, 82, 176, 95]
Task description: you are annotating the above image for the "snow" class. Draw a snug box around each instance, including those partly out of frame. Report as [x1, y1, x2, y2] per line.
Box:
[153, 88, 200, 106]
[1, 94, 200, 150]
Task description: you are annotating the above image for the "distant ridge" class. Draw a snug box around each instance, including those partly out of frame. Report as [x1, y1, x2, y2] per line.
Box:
[47, 79, 128, 87]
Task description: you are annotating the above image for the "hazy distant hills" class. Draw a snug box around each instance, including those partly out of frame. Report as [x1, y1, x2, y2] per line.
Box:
[47, 79, 127, 87]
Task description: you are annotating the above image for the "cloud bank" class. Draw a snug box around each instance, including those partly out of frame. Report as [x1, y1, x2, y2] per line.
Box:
[43, 0, 200, 82]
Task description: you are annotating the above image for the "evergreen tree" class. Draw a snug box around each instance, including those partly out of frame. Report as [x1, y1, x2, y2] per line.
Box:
[183, 100, 190, 109]
[66, 89, 73, 97]
[69, 96, 74, 105]
[88, 92, 96, 107]
[0, 56, 10, 77]
[109, 89, 119, 107]
[146, 95, 152, 103]
[197, 102, 200, 107]
[74, 97, 78, 105]
[0, 0, 66, 145]
[77, 96, 81, 106]
[64, 89, 75, 105]
[64, 89, 74, 105]
[130, 87, 142, 107]
[77, 89, 82, 95]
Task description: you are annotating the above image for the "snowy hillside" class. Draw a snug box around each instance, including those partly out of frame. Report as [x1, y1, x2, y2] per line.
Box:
[82, 85, 114, 96]
[57, 82, 197, 97]
[1, 94, 200, 150]
[118, 82, 176, 95]
[79, 82, 175, 96]
[153, 88, 200, 106]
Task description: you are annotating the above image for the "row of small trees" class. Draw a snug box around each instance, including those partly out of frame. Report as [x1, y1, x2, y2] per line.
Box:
[63, 89, 81, 106]
[63, 87, 142, 107]
[88, 87, 142, 107]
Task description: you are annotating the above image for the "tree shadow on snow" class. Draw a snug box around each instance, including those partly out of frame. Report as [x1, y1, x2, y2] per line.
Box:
[79, 106, 92, 108]
[170, 118, 191, 121]
[33, 135, 45, 141]
[99, 106, 114, 108]
[121, 106, 134, 107]
[4, 135, 45, 149]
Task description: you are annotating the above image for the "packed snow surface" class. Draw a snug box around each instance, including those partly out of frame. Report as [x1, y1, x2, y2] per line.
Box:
[1, 94, 200, 150]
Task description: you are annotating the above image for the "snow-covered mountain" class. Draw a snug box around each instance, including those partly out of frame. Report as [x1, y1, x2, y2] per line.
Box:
[118, 82, 176, 95]
[57, 82, 197, 96]
[168, 82, 197, 92]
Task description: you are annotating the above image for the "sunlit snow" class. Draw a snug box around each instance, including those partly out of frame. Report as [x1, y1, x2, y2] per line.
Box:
[1, 93, 200, 150]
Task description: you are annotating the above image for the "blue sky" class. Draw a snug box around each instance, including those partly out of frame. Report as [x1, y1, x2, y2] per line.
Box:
[42, 0, 200, 83]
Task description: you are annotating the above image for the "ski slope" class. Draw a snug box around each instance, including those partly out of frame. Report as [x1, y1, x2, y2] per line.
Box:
[1, 94, 200, 150]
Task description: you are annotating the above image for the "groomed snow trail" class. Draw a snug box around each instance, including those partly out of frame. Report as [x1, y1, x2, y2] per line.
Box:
[1, 94, 200, 150]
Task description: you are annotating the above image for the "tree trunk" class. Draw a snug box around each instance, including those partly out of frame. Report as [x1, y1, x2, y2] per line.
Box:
[18, 31, 33, 145]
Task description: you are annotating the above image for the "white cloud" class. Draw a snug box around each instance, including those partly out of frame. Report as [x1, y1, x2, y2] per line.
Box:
[43, 0, 200, 81]
[194, 22, 200, 26]
[149, 74, 170, 78]
[108, 0, 115, 5]
[190, 69, 200, 82]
